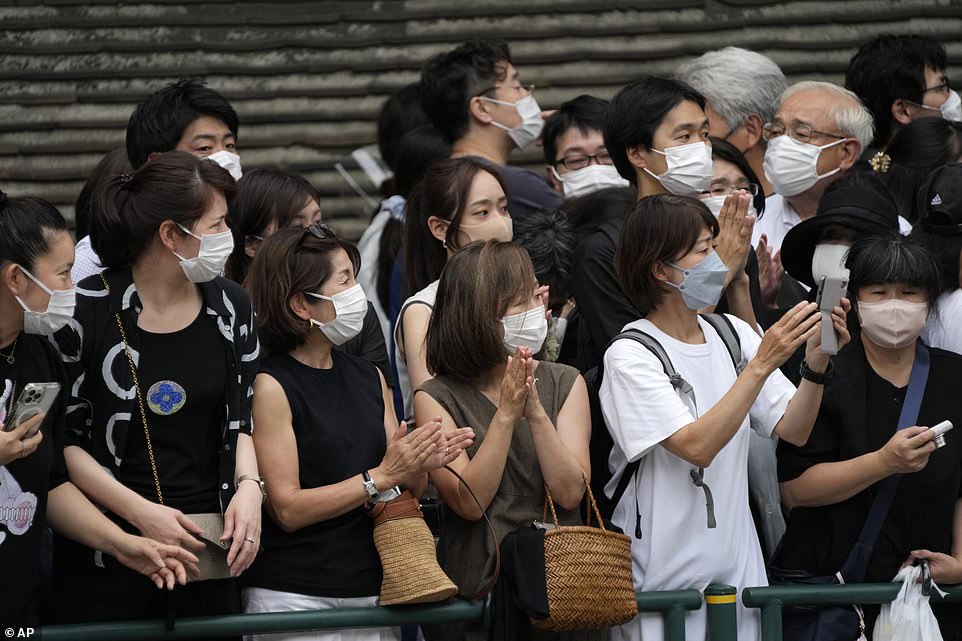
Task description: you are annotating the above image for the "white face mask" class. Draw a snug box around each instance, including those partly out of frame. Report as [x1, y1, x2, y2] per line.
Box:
[173, 224, 234, 283]
[16, 266, 75, 336]
[644, 141, 713, 196]
[763, 135, 848, 198]
[483, 94, 544, 150]
[550, 164, 629, 199]
[306, 283, 368, 346]
[502, 305, 548, 353]
[811, 243, 851, 281]
[206, 150, 243, 181]
[858, 298, 928, 349]
[700, 195, 758, 219]
[913, 89, 962, 122]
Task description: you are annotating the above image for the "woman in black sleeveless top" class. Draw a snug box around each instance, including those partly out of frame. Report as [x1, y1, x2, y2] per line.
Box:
[242, 225, 473, 641]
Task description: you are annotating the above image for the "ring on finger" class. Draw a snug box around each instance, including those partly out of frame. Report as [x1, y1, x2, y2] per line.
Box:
[20, 441, 26, 459]
[245, 537, 256, 544]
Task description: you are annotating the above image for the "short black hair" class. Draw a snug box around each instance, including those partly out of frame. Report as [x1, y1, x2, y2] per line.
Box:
[708, 137, 766, 216]
[512, 208, 575, 313]
[126, 79, 239, 168]
[883, 118, 962, 223]
[845, 235, 942, 312]
[0, 193, 69, 273]
[419, 39, 512, 144]
[376, 83, 431, 194]
[74, 148, 132, 239]
[604, 77, 705, 185]
[845, 34, 947, 148]
[542, 95, 609, 165]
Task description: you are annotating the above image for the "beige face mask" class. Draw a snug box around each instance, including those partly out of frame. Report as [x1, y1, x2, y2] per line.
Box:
[857, 298, 928, 349]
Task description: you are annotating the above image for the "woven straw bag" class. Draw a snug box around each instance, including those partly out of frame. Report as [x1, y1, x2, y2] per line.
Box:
[532, 475, 638, 632]
[368, 490, 458, 606]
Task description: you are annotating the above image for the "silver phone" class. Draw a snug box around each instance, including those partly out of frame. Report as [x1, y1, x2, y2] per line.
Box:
[816, 276, 848, 355]
[5, 382, 60, 437]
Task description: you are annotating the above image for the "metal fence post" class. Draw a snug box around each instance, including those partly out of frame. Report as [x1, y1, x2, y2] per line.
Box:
[705, 583, 738, 641]
[759, 601, 783, 641]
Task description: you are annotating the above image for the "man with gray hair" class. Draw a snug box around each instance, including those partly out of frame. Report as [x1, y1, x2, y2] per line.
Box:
[677, 46, 785, 196]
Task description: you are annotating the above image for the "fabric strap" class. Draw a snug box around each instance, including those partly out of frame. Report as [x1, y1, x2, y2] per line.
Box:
[839, 340, 930, 581]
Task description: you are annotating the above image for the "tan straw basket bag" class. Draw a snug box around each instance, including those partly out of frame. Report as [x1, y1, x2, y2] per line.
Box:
[532, 475, 638, 632]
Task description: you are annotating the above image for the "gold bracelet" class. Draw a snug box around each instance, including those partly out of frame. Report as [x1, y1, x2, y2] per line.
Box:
[236, 474, 267, 503]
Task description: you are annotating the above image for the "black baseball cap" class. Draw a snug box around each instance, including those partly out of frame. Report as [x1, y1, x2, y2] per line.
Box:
[917, 163, 962, 234]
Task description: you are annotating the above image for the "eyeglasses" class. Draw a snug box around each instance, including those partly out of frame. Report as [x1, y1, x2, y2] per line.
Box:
[302, 222, 335, 242]
[762, 121, 847, 144]
[475, 83, 535, 98]
[924, 77, 951, 96]
[703, 183, 760, 198]
[555, 152, 613, 171]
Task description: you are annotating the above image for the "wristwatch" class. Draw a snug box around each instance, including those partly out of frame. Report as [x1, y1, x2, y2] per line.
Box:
[799, 359, 834, 386]
[236, 474, 267, 503]
[362, 470, 403, 503]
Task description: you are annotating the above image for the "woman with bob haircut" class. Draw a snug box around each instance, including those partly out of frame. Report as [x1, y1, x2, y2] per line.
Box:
[775, 235, 962, 638]
[242, 224, 473, 641]
[0, 193, 196, 626]
[414, 240, 591, 641]
[50, 151, 263, 626]
[600, 194, 847, 641]
[396, 157, 513, 418]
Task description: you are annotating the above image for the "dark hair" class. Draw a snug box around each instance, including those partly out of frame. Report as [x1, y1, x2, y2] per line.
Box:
[91, 150, 236, 269]
[0, 193, 69, 273]
[845, 34, 947, 147]
[614, 194, 718, 316]
[845, 235, 942, 312]
[377, 84, 431, 184]
[883, 118, 962, 223]
[74, 148, 132, 239]
[403, 157, 507, 297]
[376, 125, 452, 313]
[908, 225, 962, 295]
[225, 168, 319, 284]
[426, 240, 537, 381]
[604, 77, 706, 185]
[542, 95, 610, 165]
[561, 186, 636, 240]
[126, 79, 239, 168]
[246, 225, 361, 354]
[419, 39, 513, 143]
[513, 208, 575, 313]
[708, 137, 766, 216]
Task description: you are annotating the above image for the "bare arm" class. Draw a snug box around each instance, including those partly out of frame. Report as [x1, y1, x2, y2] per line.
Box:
[399, 303, 433, 394]
[907, 498, 962, 584]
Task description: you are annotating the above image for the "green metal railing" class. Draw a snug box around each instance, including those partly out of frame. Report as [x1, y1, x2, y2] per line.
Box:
[742, 582, 962, 641]
[41, 588, 703, 641]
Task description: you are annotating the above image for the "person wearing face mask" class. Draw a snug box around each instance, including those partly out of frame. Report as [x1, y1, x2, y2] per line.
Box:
[0, 193, 198, 627]
[419, 39, 561, 222]
[775, 235, 962, 639]
[414, 240, 592, 641]
[396, 158, 514, 419]
[600, 195, 847, 641]
[49, 151, 263, 627]
[241, 225, 473, 641]
[542, 95, 629, 199]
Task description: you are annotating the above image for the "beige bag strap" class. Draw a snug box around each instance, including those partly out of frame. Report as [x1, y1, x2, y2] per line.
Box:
[99, 274, 164, 505]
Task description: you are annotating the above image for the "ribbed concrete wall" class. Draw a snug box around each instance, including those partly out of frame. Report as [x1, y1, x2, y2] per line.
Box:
[2, 0, 961, 238]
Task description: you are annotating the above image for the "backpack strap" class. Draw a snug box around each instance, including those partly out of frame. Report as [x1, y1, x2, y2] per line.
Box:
[700, 313, 745, 374]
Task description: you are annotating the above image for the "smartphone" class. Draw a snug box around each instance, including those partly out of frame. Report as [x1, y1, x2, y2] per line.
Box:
[816, 275, 848, 355]
[5, 382, 60, 437]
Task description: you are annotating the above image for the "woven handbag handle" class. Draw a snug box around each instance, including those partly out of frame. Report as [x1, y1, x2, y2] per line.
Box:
[543, 471, 606, 531]
[442, 464, 501, 600]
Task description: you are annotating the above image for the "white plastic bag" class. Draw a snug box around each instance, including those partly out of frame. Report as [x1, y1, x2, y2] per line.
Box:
[873, 564, 943, 641]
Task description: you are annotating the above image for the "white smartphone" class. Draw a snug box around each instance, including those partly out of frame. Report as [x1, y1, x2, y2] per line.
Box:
[816, 275, 848, 355]
[5, 382, 60, 437]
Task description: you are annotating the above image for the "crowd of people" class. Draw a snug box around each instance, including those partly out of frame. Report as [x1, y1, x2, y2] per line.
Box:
[1, 30, 961, 641]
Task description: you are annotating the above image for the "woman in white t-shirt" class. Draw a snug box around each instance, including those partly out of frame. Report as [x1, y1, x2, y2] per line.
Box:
[599, 194, 848, 641]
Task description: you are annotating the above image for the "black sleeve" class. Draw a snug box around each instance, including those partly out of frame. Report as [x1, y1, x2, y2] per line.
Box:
[570, 226, 640, 371]
[44, 341, 69, 492]
[339, 302, 396, 388]
[776, 378, 843, 483]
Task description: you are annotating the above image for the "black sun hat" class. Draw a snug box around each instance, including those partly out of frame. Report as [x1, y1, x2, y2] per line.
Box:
[781, 186, 900, 287]
[917, 163, 962, 234]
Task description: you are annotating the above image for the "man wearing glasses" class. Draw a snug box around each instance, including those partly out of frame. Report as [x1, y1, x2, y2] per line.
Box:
[846, 34, 958, 155]
[419, 39, 561, 220]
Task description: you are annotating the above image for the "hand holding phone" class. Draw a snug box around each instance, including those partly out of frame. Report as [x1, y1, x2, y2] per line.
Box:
[4, 382, 60, 438]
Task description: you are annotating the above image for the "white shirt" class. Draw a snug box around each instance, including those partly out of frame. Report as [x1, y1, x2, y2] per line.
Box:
[393, 280, 439, 419]
[71, 235, 104, 284]
[600, 315, 795, 641]
[924, 289, 962, 355]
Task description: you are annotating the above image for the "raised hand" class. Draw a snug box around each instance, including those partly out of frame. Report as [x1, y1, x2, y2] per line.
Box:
[752, 301, 820, 374]
[377, 419, 446, 487]
[499, 347, 531, 420]
[756, 235, 784, 309]
[714, 192, 755, 279]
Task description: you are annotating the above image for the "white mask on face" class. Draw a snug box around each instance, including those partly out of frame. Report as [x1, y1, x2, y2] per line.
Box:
[550, 164, 629, 198]
[483, 94, 544, 150]
[916, 89, 962, 122]
[644, 141, 713, 196]
[206, 150, 242, 181]
[15, 266, 75, 336]
[811, 243, 851, 281]
[502, 305, 548, 353]
[700, 195, 758, 219]
[173, 224, 234, 283]
[763, 135, 848, 198]
[857, 298, 928, 349]
[306, 283, 368, 346]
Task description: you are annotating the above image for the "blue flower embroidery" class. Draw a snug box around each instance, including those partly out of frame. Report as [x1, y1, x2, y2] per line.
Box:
[147, 381, 186, 416]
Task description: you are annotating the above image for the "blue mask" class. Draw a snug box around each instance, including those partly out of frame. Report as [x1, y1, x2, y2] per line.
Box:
[666, 251, 729, 310]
